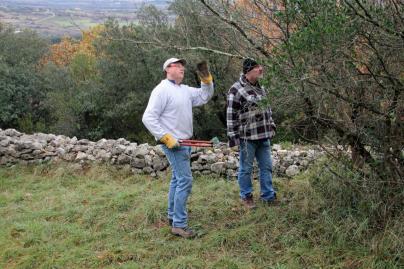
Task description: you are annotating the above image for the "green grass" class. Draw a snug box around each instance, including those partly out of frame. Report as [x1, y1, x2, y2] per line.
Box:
[0, 163, 401, 268]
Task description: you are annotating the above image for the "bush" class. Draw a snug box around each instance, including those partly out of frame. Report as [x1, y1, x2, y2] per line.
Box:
[309, 158, 404, 231]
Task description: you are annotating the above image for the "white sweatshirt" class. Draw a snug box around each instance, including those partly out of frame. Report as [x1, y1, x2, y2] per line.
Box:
[142, 79, 214, 140]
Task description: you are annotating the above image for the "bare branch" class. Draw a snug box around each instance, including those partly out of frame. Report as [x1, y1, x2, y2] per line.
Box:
[198, 0, 270, 58]
[105, 36, 244, 58]
[344, 0, 404, 39]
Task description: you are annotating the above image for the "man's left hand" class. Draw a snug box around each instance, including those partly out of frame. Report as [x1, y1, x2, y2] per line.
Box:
[196, 61, 213, 84]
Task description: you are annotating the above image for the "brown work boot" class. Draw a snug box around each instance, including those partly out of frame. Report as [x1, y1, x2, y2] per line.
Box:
[171, 227, 195, 239]
[241, 194, 256, 209]
[260, 198, 281, 206]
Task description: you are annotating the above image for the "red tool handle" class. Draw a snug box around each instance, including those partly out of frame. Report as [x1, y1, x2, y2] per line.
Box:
[179, 139, 213, 144]
[179, 142, 213, 147]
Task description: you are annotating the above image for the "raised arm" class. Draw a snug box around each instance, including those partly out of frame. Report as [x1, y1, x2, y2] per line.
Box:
[189, 82, 214, 107]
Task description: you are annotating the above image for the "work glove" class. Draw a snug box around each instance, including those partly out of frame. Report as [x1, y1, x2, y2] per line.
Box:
[196, 60, 213, 84]
[160, 133, 180, 149]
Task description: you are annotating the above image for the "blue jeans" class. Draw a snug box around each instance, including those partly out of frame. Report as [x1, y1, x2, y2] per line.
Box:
[238, 139, 276, 201]
[162, 145, 192, 228]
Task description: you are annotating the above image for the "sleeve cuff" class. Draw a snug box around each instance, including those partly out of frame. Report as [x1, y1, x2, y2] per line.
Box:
[228, 136, 240, 147]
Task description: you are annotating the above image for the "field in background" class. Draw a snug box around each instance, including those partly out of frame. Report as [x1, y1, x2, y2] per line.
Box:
[0, 0, 169, 37]
[0, 163, 401, 268]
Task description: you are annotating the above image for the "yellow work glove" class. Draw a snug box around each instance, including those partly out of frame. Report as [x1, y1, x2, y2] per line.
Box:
[160, 133, 179, 149]
[196, 61, 213, 84]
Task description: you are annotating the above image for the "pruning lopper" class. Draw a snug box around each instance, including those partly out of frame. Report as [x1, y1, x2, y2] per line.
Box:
[178, 137, 220, 148]
[179, 139, 213, 147]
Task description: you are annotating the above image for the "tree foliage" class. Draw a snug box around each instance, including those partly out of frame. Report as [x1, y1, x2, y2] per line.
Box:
[0, 23, 49, 132]
[196, 0, 403, 226]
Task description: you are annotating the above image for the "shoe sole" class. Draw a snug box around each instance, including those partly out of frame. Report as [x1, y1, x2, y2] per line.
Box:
[171, 232, 195, 239]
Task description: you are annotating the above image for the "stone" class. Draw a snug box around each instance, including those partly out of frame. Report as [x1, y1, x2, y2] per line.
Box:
[283, 156, 294, 166]
[285, 165, 300, 177]
[43, 151, 57, 157]
[226, 157, 238, 169]
[277, 149, 288, 156]
[7, 146, 20, 158]
[211, 162, 226, 174]
[112, 145, 126, 155]
[95, 149, 111, 161]
[4, 129, 22, 137]
[153, 145, 165, 157]
[76, 152, 88, 161]
[199, 154, 216, 164]
[292, 151, 301, 157]
[63, 153, 76, 161]
[32, 149, 43, 156]
[117, 138, 130, 145]
[191, 152, 201, 162]
[124, 144, 137, 155]
[0, 138, 10, 147]
[56, 148, 66, 156]
[300, 159, 309, 167]
[133, 146, 149, 158]
[307, 149, 316, 159]
[226, 169, 237, 178]
[191, 163, 203, 171]
[132, 158, 146, 168]
[152, 156, 168, 171]
[21, 154, 35, 160]
[272, 144, 282, 151]
[72, 145, 88, 152]
[144, 155, 153, 166]
[299, 151, 308, 157]
[50, 137, 65, 148]
[78, 139, 90, 145]
[117, 154, 131, 164]
[143, 167, 154, 174]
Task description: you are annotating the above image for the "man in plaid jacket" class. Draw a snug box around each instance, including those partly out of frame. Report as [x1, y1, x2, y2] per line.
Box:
[226, 58, 277, 209]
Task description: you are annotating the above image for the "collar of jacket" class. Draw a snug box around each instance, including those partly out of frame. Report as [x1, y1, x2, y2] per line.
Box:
[239, 74, 261, 88]
[168, 79, 177, 85]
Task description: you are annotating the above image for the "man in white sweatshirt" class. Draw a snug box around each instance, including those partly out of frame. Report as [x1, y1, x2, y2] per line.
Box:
[142, 57, 214, 238]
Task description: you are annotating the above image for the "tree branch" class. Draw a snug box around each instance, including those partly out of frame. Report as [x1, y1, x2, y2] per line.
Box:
[105, 36, 244, 58]
[344, 0, 404, 39]
[198, 0, 270, 58]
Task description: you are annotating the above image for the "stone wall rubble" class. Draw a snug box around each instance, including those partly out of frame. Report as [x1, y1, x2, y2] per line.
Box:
[0, 129, 326, 178]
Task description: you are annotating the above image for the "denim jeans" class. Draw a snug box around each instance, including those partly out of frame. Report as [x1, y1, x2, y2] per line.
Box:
[238, 138, 276, 201]
[162, 145, 192, 228]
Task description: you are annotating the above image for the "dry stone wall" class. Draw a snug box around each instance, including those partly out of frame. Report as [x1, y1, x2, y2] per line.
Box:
[0, 129, 325, 178]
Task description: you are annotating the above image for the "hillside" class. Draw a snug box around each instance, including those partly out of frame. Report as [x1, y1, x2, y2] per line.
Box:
[0, 164, 402, 268]
[0, 0, 169, 37]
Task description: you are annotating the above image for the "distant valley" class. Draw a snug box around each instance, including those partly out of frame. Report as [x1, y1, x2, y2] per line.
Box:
[0, 0, 170, 37]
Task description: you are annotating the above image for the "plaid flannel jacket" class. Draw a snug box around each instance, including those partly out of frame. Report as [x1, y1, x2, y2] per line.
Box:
[226, 75, 276, 147]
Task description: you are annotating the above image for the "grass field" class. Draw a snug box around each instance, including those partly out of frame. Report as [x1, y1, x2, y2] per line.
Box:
[0, 163, 402, 268]
[43, 16, 99, 29]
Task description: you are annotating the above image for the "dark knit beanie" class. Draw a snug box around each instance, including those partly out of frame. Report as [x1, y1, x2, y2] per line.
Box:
[243, 58, 259, 74]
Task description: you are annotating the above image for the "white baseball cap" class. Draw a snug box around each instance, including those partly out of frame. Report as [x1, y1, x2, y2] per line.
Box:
[163, 57, 186, 71]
